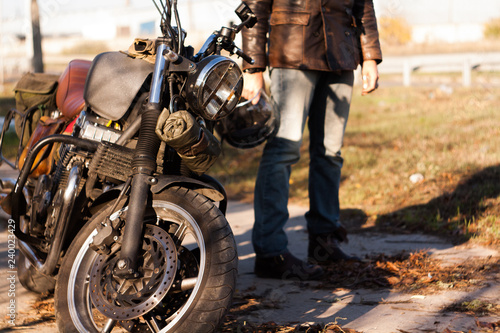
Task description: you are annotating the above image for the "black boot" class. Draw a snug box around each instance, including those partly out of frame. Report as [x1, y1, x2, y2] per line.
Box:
[255, 252, 324, 280]
[308, 232, 360, 264]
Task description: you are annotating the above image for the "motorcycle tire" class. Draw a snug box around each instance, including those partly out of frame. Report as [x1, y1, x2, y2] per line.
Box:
[17, 252, 56, 294]
[55, 186, 237, 333]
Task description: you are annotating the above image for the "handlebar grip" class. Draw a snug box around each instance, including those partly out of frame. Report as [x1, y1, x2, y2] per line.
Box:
[234, 48, 255, 65]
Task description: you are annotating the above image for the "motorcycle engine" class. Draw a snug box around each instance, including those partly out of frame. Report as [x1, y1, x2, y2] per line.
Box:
[74, 111, 122, 143]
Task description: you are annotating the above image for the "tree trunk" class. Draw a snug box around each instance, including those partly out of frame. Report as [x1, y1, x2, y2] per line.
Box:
[31, 0, 44, 73]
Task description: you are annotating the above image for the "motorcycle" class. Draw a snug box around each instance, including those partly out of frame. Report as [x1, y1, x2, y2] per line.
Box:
[0, 1, 257, 332]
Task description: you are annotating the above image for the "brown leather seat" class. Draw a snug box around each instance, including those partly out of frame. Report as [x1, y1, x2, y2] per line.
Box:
[56, 59, 92, 120]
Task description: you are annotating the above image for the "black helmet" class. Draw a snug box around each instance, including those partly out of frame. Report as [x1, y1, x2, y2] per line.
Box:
[215, 91, 278, 149]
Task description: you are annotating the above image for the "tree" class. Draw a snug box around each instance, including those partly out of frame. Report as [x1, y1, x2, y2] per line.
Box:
[31, 0, 44, 73]
[378, 16, 412, 45]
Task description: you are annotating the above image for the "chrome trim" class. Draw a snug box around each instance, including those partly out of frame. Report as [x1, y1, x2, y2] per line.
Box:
[18, 163, 83, 276]
[191, 56, 242, 119]
[194, 56, 235, 93]
[150, 44, 169, 104]
[18, 240, 44, 271]
[236, 90, 261, 108]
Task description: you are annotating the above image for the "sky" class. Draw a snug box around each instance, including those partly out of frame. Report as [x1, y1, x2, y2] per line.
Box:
[2, 0, 500, 23]
[1, 0, 500, 34]
[375, 0, 500, 25]
[1, 0, 147, 19]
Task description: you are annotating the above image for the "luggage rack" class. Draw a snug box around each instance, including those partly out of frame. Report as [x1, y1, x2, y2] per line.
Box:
[0, 107, 37, 169]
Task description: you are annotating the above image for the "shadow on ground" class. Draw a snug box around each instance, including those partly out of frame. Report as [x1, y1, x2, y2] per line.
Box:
[340, 165, 500, 245]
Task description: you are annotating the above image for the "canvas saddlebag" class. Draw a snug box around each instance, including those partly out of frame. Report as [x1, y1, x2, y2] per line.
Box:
[14, 73, 59, 146]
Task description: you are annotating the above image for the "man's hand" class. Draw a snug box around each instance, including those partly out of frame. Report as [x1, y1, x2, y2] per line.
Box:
[242, 71, 265, 104]
[361, 60, 379, 96]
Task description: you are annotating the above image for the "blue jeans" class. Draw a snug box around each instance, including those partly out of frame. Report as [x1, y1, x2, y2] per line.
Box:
[253, 68, 354, 257]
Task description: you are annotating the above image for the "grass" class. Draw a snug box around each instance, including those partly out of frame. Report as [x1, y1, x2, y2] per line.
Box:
[211, 84, 500, 245]
[446, 299, 500, 316]
[0, 96, 16, 117]
[0, 130, 20, 159]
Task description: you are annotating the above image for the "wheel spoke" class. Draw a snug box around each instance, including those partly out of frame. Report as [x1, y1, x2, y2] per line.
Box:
[100, 319, 117, 333]
[88, 225, 178, 322]
[134, 279, 145, 292]
[173, 221, 189, 246]
[180, 277, 197, 291]
[143, 251, 153, 267]
[116, 278, 127, 293]
[143, 313, 161, 333]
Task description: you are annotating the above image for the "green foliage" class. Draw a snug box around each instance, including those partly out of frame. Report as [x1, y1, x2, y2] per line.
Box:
[0, 130, 19, 159]
[378, 16, 412, 45]
[484, 17, 500, 39]
[0, 97, 16, 117]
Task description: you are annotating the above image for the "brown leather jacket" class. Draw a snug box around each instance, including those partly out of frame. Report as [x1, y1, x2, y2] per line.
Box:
[242, 0, 382, 72]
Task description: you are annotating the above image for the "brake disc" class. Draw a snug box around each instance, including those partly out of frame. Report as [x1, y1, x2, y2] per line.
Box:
[89, 224, 177, 320]
[118, 246, 201, 332]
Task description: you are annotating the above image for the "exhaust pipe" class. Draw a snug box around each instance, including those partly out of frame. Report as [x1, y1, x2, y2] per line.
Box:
[17, 163, 82, 276]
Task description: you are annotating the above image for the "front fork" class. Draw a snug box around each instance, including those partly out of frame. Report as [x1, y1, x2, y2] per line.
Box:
[115, 43, 169, 277]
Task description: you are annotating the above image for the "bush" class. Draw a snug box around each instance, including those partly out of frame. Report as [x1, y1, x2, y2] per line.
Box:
[378, 16, 412, 45]
[484, 18, 500, 39]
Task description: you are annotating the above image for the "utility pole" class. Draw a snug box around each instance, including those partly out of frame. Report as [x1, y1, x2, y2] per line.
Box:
[0, 0, 4, 93]
[30, 0, 44, 73]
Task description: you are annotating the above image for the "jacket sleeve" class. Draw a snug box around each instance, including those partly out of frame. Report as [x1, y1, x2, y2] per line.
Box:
[241, 0, 273, 71]
[353, 0, 383, 64]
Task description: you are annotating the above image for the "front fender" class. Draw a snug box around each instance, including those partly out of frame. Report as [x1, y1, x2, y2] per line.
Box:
[151, 175, 227, 214]
[90, 174, 228, 215]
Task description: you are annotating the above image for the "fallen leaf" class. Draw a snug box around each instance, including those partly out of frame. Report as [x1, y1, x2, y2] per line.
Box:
[387, 276, 400, 285]
[476, 319, 500, 329]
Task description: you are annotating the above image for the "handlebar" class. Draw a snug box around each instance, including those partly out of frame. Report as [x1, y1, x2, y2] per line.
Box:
[193, 2, 256, 64]
[233, 46, 254, 65]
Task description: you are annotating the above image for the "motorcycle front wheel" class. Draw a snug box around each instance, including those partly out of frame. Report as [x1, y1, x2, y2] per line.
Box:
[55, 187, 237, 333]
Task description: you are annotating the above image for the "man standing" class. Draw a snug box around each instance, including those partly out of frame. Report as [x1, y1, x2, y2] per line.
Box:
[241, 0, 382, 280]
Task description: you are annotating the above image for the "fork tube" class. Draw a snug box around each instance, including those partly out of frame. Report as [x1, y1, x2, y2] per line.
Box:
[150, 43, 168, 104]
[117, 42, 168, 276]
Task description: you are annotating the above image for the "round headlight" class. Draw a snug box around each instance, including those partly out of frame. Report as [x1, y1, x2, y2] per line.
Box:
[187, 55, 243, 120]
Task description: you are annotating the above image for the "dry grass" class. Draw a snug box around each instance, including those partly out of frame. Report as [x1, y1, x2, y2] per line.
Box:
[2, 82, 499, 245]
[211, 85, 500, 245]
[381, 39, 500, 56]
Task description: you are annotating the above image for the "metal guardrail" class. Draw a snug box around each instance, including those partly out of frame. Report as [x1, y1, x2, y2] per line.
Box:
[378, 52, 500, 87]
